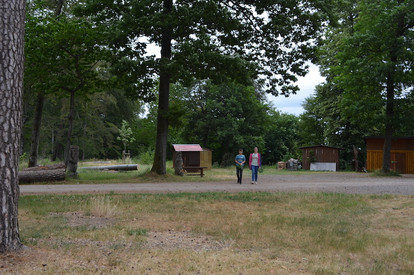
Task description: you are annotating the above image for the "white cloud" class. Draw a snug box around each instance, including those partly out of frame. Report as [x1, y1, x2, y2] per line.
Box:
[267, 63, 325, 116]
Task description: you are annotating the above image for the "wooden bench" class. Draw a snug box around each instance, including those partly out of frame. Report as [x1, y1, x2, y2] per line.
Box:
[183, 166, 207, 177]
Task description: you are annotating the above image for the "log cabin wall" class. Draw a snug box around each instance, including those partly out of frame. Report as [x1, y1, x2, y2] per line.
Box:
[365, 137, 414, 174]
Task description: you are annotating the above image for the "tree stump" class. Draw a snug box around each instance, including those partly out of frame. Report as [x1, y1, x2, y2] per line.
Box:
[122, 150, 130, 164]
[174, 151, 183, 176]
[67, 145, 79, 178]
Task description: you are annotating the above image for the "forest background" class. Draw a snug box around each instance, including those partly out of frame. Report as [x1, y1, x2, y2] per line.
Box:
[22, 0, 414, 171]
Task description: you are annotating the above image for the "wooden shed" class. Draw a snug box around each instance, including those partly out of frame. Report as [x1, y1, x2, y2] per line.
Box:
[365, 136, 414, 174]
[300, 145, 341, 171]
[172, 144, 212, 170]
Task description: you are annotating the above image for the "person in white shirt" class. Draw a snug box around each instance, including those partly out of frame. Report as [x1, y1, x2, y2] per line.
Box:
[249, 147, 261, 184]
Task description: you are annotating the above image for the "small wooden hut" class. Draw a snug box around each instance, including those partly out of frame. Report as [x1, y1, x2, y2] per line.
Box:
[300, 145, 341, 171]
[172, 144, 212, 170]
[365, 136, 414, 173]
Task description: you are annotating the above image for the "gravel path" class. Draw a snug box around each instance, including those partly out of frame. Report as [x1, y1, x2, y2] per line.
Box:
[20, 172, 414, 195]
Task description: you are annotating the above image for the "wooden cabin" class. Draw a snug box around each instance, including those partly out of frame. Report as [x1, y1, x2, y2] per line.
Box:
[172, 144, 212, 170]
[300, 145, 341, 171]
[365, 136, 414, 173]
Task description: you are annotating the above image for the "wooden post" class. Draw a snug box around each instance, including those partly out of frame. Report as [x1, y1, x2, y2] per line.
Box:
[122, 150, 130, 164]
[67, 145, 79, 178]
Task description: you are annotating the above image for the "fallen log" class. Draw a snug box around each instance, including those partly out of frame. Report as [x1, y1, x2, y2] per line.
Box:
[23, 163, 66, 172]
[19, 168, 66, 183]
[79, 164, 138, 171]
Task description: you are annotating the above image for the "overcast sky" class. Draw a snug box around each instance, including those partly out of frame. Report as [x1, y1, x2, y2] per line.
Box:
[267, 63, 325, 116]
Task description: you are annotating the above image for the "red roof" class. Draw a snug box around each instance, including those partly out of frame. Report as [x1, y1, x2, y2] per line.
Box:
[173, 144, 203, 152]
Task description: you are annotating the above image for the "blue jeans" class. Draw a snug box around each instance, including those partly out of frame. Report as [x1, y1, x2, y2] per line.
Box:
[251, 165, 259, 182]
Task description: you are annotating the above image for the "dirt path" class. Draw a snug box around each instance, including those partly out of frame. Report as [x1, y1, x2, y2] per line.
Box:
[20, 172, 414, 195]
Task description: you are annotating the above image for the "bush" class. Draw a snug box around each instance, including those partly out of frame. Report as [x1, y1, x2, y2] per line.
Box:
[221, 152, 237, 167]
[138, 149, 155, 165]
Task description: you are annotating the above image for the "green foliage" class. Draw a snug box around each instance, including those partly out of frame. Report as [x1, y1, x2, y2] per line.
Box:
[299, 82, 382, 167]
[76, 0, 331, 96]
[25, 7, 111, 98]
[117, 120, 136, 152]
[180, 81, 268, 164]
[263, 110, 300, 164]
[304, 0, 414, 170]
[23, 0, 128, 160]
[74, 0, 333, 173]
[138, 149, 155, 165]
[330, 0, 414, 138]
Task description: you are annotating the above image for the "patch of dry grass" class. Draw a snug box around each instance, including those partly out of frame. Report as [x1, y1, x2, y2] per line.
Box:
[9, 193, 414, 274]
[86, 196, 119, 218]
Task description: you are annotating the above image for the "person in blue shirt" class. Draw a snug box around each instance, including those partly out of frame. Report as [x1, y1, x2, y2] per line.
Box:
[235, 149, 246, 184]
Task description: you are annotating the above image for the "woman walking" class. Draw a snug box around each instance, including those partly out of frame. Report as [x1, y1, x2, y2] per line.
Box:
[249, 147, 261, 184]
[235, 149, 246, 184]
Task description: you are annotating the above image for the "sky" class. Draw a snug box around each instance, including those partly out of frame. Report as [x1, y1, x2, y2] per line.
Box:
[267, 63, 325, 116]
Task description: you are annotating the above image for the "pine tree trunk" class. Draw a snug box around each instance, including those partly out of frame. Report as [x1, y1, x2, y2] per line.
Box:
[0, 0, 25, 252]
[28, 93, 45, 167]
[65, 90, 76, 166]
[151, 0, 173, 175]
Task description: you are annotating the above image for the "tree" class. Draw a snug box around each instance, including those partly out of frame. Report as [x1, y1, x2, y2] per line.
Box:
[0, 0, 25, 252]
[25, 0, 65, 167]
[78, 0, 332, 174]
[299, 81, 383, 169]
[117, 120, 136, 153]
[263, 110, 300, 164]
[25, 1, 111, 166]
[182, 81, 268, 165]
[333, 0, 414, 173]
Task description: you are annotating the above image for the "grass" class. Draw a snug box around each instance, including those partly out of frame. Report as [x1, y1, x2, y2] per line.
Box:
[86, 196, 119, 217]
[371, 169, 402, 177]
[20, 158, 336, 185]
[7, 192, 413, 274]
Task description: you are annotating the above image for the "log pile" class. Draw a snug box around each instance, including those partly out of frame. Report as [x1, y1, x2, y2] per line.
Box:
[19, 163, 66, 183]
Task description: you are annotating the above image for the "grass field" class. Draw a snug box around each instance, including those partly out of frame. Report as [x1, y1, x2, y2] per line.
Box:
[65, 161, 331, 184]
[3, 192, 413, 274]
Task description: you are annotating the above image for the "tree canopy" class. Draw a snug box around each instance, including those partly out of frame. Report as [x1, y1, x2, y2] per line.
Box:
[76, 0, 332, 173]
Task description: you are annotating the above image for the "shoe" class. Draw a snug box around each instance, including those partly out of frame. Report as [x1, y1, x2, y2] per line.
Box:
[255, 181, 257, 184]
[251, 182, 254, 184]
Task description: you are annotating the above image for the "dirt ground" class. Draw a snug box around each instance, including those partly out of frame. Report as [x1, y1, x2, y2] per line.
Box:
[20, 172, 414, 195]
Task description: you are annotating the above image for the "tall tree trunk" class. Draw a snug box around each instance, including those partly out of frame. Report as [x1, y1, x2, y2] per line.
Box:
[52, 120, 65, 161]
[382, 13, 404, 173]
[151, 0, 173, 174]
[65, 90, 76, 166]
[382, 66, 395, 173]
[0, 0, 25, 252]
[28, 93, 45, 167]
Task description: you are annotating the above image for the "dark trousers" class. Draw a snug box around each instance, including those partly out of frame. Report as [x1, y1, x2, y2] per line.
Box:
[236, 167, 243, 183]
